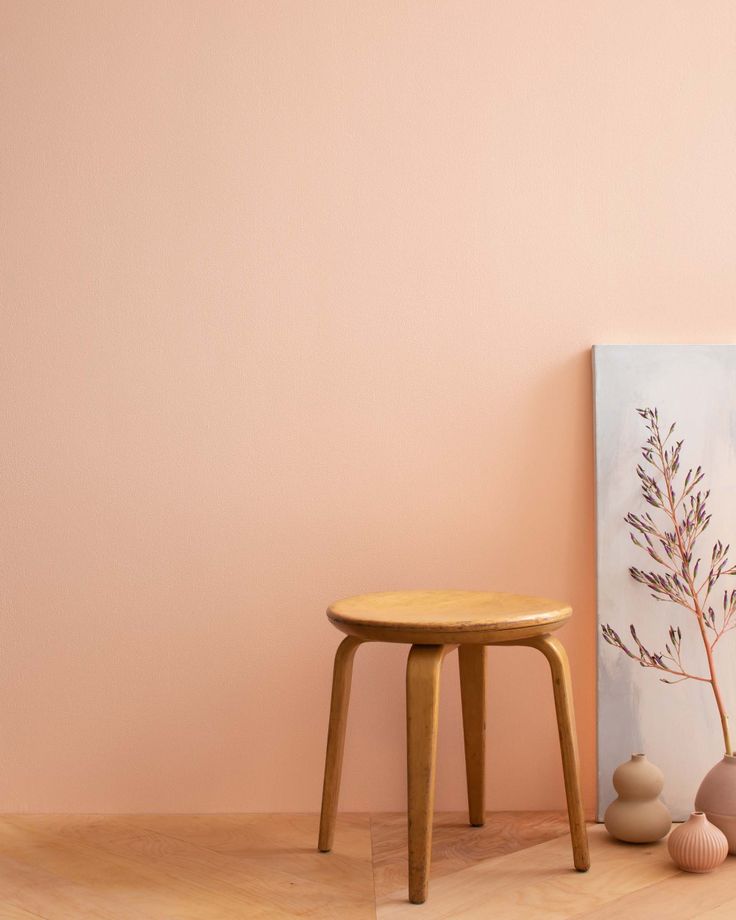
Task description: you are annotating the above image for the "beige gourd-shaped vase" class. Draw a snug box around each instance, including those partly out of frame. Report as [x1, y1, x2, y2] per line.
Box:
[668, 812, 728, 872]
[604, 753, 671, 843]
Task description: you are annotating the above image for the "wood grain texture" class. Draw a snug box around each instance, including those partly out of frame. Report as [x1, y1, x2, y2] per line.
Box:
[370, 811, 570, 900]
[4, 814, 736, 918]
[508, 634, 589, 871]
[458, 645, 486, 827]
[377, 825, 676, 919]
[318, 591, 588, 899]
[0, 907, 47, 920]
[0, 814, 375, 920]
[327, 590, 571, 644]
[405, 644, 453, 904]
[319, 635, 365, 852]
[695, 901, 736, 919]
[569, 860, 736, 920]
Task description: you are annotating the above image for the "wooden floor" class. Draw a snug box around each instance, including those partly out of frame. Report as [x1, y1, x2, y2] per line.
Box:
[1, 812, 736, 919]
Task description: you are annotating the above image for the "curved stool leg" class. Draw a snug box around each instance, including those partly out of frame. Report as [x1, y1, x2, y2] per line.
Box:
[458, 644, 486, 827]
[318, 635, 364, 852]
[521, 634, 589, 871]
[406, 644, 453, 904]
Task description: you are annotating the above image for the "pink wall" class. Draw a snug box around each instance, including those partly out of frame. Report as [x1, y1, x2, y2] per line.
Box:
[3, 1, 736, 813]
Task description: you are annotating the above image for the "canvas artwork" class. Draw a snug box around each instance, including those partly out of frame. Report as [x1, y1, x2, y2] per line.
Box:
[595, 344, 736, 821]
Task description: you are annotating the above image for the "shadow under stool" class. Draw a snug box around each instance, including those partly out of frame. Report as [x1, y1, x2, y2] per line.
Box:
[317, 590, 590, 904]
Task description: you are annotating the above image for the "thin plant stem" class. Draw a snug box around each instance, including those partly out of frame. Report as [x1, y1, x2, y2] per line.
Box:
[654, 423, 733, 755]
[601, 408, 736, 755]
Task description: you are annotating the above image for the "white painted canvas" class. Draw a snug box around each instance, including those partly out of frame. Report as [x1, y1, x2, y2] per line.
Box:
[595, 344, 736, 821]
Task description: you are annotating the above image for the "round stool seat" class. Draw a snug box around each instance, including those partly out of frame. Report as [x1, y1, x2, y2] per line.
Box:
[327, 589, 571, 645]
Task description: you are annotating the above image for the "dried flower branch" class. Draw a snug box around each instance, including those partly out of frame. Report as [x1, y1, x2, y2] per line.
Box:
[601, 407, 736, 755]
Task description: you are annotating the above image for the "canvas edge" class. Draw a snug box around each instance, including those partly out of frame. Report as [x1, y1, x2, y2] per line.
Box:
[592, 344, 605, 822]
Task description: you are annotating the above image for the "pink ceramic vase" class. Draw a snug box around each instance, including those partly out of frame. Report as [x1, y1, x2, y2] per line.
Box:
[667, 812, 728, 873]
[695, 754, 736, 853]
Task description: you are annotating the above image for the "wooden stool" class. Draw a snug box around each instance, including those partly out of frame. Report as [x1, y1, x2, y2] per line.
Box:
[317, 590, 589, 904]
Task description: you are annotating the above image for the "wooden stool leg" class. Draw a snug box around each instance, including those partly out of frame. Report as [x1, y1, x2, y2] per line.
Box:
[406, 644, 448, 904]
[318, 635, 363, 852]
[458, 644, 486, 827]
[530, 634, 590, 871]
